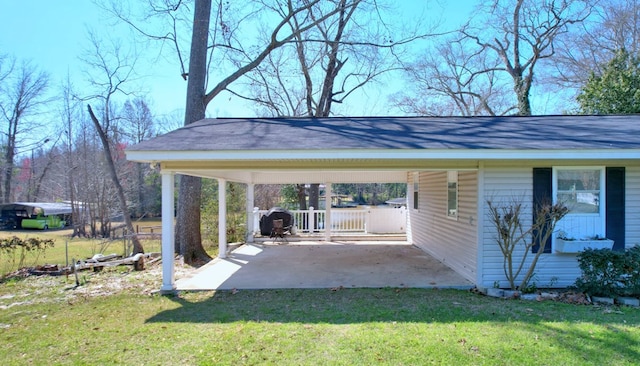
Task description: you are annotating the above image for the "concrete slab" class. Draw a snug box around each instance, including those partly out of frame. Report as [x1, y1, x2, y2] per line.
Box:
[176, 241, 474, 290]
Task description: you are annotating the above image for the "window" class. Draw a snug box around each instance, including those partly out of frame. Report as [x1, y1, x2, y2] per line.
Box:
[555, 168, 603, 214]
[447, 171, 458, 218]
[413, 172, 419, 210]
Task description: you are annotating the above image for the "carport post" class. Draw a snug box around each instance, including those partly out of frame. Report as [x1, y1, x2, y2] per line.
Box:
[218, 178, 227, 258]
[246, 183, 254, 243]
[325, 182, 332, 241]
[160, 171, 176, 293]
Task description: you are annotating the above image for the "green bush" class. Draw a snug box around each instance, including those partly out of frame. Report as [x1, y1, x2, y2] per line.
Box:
[575, 246, 640, 298]
[623, 246, 640, 296]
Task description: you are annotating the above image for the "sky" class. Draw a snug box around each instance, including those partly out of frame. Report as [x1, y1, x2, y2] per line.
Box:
[1, 0, 188, 118]
[0, 1, 474, 125]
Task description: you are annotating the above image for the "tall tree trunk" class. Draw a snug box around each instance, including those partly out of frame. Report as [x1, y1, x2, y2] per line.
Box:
[3, 140, 15, 203]
[514, 74, 532, 116]
[296, 184, 307, 210]
[175, 0, 212, 263]
[87, 105, 144, 254]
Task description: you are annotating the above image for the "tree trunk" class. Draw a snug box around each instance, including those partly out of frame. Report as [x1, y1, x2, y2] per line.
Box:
[514, 75, 532, 116]
[3, 144, 14, 203]
[309, 184, 320, 210]
[87, 105, 144, 254]
[175, 0, 212, 263]
[296, 184, 307, 210]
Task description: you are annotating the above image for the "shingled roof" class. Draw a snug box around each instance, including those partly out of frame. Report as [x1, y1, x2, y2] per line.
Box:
[128, 115, 640, 153]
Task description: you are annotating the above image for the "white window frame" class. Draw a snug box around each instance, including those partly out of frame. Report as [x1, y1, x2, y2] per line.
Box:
[552, 166, 606, 241]
[447, 171, 458, 219]
[552, 166, 605, 215]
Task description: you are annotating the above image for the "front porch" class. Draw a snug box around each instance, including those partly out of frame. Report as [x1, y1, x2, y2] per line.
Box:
[252, 206, 407, 239]
[176, 240, 474, 290]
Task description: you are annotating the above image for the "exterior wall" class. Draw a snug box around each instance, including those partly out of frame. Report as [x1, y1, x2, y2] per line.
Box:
[628, 167, 640, 247]
[408, 171, 478, 283]
[479, 164, 640, 289]
[480, 166, 541, 288]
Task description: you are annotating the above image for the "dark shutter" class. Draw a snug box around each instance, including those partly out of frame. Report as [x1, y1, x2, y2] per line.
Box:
[606, 167, 625, 251]
[532, 168, 552, 253]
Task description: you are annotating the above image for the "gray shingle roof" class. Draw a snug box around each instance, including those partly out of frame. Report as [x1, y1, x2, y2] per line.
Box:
[128, 115, 640, 152]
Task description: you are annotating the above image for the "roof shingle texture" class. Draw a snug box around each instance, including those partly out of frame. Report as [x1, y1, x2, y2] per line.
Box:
[127, 115, 640, 151]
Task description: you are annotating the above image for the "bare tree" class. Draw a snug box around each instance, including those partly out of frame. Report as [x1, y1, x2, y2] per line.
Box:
[0, 59, 51, 203]
[553, 0, 640, 92]
[121, 98, 156, 217]
[236, 0, 419, 208]
[59, 77, 89, 237]
[393, 36, 516, 116]
[81, 32, 144, 254]
[113, 0, 369, 262]
[487, 197, 568, 291]
[460, 0, 594, 115]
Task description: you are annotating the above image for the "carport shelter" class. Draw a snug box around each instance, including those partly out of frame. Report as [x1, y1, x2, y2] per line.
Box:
[0, 202, 73, 229]
[125, 115, 640, 292]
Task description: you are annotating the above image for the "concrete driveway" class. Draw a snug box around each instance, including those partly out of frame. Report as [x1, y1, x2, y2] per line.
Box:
[176, 241, 474, 290]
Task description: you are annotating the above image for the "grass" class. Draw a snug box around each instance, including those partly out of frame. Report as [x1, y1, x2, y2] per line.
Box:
[0, 270, 639, 365]
[1, 229, 639, 365]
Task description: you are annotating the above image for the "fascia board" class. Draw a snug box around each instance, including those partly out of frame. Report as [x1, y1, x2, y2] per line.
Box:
[127, 149, 640, 162]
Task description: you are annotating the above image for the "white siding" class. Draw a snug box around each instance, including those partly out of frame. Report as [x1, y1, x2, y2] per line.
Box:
[627, 167, 640, 247]
[406, 163, 640, 289]
[409, 171, 477, 282]
[480, 163, 640, 289]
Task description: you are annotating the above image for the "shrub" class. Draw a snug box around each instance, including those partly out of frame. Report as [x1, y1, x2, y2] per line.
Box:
[575, 246, 640, 298]
[0, 236, 55, 277]
[487, 197, 568, 290]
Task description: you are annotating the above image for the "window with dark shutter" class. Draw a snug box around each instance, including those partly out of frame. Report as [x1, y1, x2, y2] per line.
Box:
[532, 168, 552, 253]
[606, 167, 625, 251]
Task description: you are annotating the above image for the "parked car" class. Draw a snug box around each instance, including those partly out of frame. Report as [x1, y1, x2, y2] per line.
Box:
[21, 213, 66, 230]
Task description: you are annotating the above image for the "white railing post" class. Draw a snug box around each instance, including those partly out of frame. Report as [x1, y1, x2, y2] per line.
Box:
[364, 209, 370, 234]
[309, 206, 315, 232]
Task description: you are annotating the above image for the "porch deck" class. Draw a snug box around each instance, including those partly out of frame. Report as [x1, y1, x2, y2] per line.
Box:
[253, 232, 407, 242]
[176, 240, 474, 291]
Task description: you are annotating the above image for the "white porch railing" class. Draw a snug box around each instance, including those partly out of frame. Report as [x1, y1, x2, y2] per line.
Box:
[254, 207, 406, 235]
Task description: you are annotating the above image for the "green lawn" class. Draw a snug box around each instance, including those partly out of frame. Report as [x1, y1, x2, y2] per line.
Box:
[1, 269, 639, 365]
[1, 229, 639, 365]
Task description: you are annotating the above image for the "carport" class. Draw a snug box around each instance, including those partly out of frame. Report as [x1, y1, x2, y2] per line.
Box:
[125, 117, 483, 292]
[176, 241, 474, 290]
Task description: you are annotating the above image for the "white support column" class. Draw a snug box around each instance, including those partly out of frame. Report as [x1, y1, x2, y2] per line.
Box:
[324, 182, 332, 241]
[246, 183, 255, 243]
[406, 181, 412, 244]
[218, 178, 227, 258]
[160, 171, 175, 293]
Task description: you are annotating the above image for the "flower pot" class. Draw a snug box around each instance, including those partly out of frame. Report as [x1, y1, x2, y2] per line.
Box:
[555, 238, 614, 253]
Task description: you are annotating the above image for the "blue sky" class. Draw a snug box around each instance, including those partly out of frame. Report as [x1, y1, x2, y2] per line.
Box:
[0, 1, 474, 121]
[1, 1, 189, 118]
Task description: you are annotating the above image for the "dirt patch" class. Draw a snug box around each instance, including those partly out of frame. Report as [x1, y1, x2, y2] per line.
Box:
[0, 257, 200, 308]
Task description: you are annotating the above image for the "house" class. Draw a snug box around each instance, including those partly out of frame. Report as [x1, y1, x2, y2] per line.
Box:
[125, 115, 640, 292]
